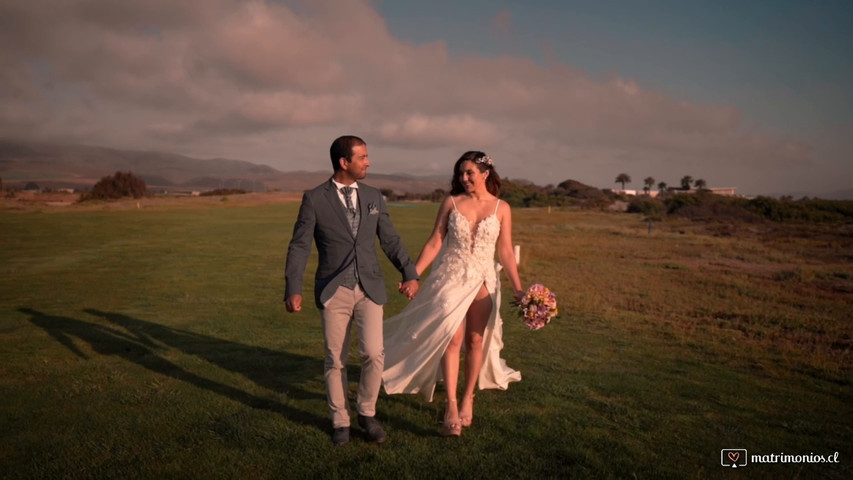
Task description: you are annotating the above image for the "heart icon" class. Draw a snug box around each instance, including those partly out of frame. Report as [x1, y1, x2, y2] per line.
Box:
[728, 451, 740, 462]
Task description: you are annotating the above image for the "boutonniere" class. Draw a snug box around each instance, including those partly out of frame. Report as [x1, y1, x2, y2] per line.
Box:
[368, 203, 379, 215]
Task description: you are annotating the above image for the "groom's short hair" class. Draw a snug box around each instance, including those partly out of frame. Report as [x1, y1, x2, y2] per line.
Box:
[330, 135, 366, 171]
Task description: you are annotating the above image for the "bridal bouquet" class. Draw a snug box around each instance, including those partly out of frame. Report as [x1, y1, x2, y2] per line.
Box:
[517, 283, 558, 330]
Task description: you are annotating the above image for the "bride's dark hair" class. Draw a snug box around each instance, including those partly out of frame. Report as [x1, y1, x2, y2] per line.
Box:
[449, 151, 501, 196]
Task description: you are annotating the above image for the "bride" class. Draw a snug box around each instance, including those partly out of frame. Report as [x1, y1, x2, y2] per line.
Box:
[382, 151, 524, 436]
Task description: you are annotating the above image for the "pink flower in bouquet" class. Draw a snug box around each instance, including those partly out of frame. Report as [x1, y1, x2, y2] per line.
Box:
[517, 283, 558, 330]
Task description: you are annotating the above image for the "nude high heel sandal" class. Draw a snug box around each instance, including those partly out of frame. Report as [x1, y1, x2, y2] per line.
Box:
[442, 398, 462, 437]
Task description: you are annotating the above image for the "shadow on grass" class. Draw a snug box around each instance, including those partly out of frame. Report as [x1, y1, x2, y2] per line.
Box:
[377, 390, 454, 438]
[21, 307, 328, 432]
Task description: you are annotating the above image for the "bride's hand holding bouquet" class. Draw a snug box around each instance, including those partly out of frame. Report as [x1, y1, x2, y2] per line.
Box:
[515, 283, 558, 330]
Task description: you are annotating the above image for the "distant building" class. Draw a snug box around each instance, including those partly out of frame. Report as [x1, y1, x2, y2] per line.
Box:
[610, 187, 737, 197]
[708, 187, 737, 196]
[673, 187, 738, 196]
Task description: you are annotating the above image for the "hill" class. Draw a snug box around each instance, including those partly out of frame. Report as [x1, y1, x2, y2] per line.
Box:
[0, 140, 447, 194]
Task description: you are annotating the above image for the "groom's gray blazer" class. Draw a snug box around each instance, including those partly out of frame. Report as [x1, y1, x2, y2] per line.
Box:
[285, 179, 418, 309]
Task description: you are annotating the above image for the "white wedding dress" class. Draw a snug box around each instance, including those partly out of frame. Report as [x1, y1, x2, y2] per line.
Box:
[382, 198, 521, 401]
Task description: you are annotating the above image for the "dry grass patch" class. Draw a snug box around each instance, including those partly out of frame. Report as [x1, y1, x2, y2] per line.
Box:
[1, 190, 303, 213]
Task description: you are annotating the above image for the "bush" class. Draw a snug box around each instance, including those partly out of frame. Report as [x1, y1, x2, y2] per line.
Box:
[83, 171, 148, 200]
[663, 193, 701, 215]
[498, 178, 614, 209]
[662, 192, 853, 223]
[428, 188, 446, 202]
[627, 197, 665, 219]
[200, 189, 247, 196]
[666, 194, 759, 222]
[745, 196, 853, 222]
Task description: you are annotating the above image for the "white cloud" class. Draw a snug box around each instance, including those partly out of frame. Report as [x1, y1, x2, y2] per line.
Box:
[0, 0, 829, 194]
[377, 114, 498, 148]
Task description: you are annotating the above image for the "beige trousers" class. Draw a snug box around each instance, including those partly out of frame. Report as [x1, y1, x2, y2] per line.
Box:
[322, 285, 384, 428]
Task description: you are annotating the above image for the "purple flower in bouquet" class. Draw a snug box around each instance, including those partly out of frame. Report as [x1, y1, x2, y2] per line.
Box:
[517, 283, 558, 330]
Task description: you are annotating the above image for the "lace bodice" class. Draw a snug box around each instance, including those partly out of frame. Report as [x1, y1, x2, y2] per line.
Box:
[432, 200, 501, 291]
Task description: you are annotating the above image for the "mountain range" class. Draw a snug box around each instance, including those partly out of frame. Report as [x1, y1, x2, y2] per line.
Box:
[0, 140, 448, 194]
[2, 139, 850, 200]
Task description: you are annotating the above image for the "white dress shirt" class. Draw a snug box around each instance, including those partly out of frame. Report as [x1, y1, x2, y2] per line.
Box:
[331, 179, 358, 209]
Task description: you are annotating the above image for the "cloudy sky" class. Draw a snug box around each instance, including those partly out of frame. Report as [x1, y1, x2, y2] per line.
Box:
[2, 0, 851, 196]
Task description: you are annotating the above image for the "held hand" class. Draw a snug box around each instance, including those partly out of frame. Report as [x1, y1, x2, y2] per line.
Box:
[285, 294, 303, 313]
[399, 279, 419, 300]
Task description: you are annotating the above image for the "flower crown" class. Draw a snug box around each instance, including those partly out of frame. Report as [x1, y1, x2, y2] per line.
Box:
[475, 155, 493, 167]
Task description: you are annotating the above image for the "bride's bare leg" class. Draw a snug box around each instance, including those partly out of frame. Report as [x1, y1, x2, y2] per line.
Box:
[460, 284, 491, 426]
[440, 320, 465, 435]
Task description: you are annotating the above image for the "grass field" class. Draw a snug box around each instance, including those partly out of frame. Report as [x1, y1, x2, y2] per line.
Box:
[1, 194, 850, 479]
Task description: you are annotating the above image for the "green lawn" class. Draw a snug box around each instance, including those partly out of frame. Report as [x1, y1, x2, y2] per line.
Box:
[1, 198, 850, 479]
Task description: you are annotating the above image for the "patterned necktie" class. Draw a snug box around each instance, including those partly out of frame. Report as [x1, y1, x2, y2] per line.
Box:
[340, 186, 358, 236]
[341, 186, 355, 213]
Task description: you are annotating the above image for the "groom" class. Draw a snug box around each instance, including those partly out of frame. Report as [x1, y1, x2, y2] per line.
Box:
[284, 135, 420, 445]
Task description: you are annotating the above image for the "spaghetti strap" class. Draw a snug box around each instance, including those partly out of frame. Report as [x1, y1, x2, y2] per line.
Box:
[493, 199, 501, 214]
[450, 196, 458, 210]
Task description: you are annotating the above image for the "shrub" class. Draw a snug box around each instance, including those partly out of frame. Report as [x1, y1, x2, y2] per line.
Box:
[627, 197, 665, 219]
[83, 171, 148, 200]
[662, 192, 852, 223]
[498, 178, 614, 209]
[745, 196, 853, 222]
[428, 188, 446, 203]
[200, 188, 247, 196]
[663, 193, 701, 215]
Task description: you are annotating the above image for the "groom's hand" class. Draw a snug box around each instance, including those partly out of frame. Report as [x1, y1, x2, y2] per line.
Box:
[285, 294, 303, 313]
[398, 279, 419, 300]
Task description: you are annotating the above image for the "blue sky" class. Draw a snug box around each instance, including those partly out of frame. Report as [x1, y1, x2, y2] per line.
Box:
[378, 0, 852, 131]
[1, 0, 851, 196]
[378, 0, 853, 196]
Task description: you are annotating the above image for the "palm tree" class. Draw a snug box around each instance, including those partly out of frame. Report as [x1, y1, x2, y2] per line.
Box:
[680, 175, 693, 190]
[643, 177, 655, 195]
[694, 178, 707, 190]
[615, 173, 631, 190]
[657, 181, 667, 194]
